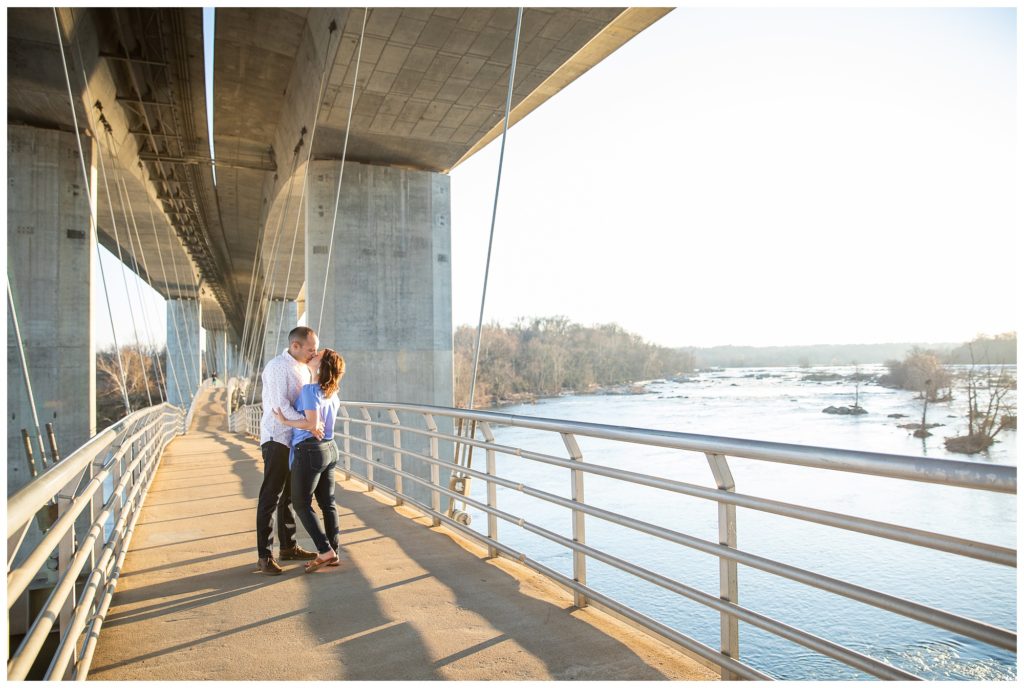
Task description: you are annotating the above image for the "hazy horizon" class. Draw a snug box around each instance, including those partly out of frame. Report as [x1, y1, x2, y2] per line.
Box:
[451, 315, 1013, 351]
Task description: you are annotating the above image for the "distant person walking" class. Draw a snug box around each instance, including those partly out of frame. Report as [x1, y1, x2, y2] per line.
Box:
[255, 326, 321, 575]
[273, 349, 346, 573]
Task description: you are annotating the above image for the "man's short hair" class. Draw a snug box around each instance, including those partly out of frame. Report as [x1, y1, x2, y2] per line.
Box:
[288, 326, 316, 344]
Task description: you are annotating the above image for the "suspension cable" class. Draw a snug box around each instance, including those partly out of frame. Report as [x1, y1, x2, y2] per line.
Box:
[52, 8, 132, 417]
[236, 18, 344, 389]
[239, 196, 274, 383]
[467, 7, 524, 412]
[243, 152, 303, 388]
[237, 20, 337, 378]
[246, 146, 305, 404]
[163, 219, 198, 398]
[246, 145, 303, 403]
[316, 8, 368, 331]
[123, 6, 207, 395]
[98, 122, 174, 403]
[192, 274, 204, 384]
[113, 158, 170, 403]
[7, 275, 50, 471]
[106, 130, 168, 403]
[273, 21, 341, 352]
[143, 201, 188, 404]
[235, 205, 267, 377]
[236, 139, 304, 385]
[94, 127, 154, 407]
[64, 10, 160, 410]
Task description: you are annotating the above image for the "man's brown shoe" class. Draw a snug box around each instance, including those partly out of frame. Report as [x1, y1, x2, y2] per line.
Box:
[256, 556, 284, 575]
[279, 544, 317, 561]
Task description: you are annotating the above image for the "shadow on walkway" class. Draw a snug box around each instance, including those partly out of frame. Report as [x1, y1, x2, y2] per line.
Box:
[298, 478, 680, 680]
[86, 387, 714, 681]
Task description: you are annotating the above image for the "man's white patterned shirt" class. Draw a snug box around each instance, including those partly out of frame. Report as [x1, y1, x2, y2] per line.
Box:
[259, 349, 311, 446]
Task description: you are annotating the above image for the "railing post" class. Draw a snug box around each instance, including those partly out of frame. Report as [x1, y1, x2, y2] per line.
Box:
[423, 413, 441, 526]
[339, 407, 352, 480]
[55, 483, 78, 637]
[561, 432, 587, 608]
[480, 421, 498, 558]
[88, 451, 105, 571]
[388, 409, 404, 506]
[132, 431, 142, 485]
[705, 451, 739, 679]
[360, 407, 374, 491]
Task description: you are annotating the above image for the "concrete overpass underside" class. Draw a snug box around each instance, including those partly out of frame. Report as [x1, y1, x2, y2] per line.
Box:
[6, 7, 670, 480]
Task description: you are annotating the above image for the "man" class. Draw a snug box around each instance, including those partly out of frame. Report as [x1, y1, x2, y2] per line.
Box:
[255, 326, 322, 574]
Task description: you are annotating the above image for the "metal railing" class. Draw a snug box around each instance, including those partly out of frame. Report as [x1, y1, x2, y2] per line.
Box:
[232, 400, 1015, 681]
[6, 383, 210, 680]
[225, 377, 250, 432]
[235, 402, 262, 438]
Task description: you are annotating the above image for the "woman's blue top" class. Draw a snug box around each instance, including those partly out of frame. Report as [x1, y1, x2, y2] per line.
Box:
[289, 383, 340, 467]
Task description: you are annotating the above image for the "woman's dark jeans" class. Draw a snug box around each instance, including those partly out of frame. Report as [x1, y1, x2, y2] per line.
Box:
[290, 439, 339, 555]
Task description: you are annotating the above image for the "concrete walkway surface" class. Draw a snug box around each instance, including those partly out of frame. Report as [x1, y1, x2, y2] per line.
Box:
[87, 387, 717, 681]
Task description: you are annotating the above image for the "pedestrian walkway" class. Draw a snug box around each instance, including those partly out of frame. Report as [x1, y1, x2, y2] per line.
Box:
[87, 387, 716, 680]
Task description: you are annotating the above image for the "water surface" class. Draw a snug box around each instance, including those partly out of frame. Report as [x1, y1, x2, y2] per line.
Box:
[463, 365, 1017, 680]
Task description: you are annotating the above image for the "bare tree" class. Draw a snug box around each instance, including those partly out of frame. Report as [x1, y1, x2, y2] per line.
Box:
[96, 345, 166, 429]
[944, 345, 1016, 454]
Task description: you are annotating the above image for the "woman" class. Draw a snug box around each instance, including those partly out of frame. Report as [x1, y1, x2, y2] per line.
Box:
[272, 348, 345, 573]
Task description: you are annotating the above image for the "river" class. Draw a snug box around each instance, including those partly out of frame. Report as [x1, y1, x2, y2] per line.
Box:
[462, 364, 1017, 680]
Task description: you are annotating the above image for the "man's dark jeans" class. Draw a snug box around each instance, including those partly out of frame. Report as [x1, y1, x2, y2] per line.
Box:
[290, 439, 340, 555]
[256, 441, 298, 559]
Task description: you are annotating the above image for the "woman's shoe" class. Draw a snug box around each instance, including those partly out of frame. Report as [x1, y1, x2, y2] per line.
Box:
[304, 553, 340, 573]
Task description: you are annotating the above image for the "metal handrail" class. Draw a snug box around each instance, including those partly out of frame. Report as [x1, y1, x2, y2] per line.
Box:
[231, 400, 1015, 680]
[343, 402, 1016, 492]
[237, 402, 263, 439]
[225, 377, 249, 431]
[6, 398, 189, 680]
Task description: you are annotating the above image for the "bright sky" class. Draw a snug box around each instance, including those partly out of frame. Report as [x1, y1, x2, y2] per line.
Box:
[449, 7, 1017, 347]
[93, 6, 1017, 351]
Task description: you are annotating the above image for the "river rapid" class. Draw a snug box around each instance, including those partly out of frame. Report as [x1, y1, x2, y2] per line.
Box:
[463, 364, 1017, 680]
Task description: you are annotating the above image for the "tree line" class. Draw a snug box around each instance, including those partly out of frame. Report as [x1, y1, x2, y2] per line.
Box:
[454, 317, 696, 408]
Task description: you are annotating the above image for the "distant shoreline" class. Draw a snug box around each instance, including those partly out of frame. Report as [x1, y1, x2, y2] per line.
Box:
[686, 342, 959, 368]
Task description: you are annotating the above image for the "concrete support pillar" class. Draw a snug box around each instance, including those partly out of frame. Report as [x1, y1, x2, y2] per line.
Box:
[207, 329, 229, 378]
[263, 299, 298, 365]
[307, 161, 454, 502]
[7, 125, 96, 493]
[224, 338, 236, 379]
[227, 340, 239, 378]
[166, 298, 201, 406]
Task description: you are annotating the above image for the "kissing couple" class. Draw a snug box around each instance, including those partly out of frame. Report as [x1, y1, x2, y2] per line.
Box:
[255, 326, 346, 575]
